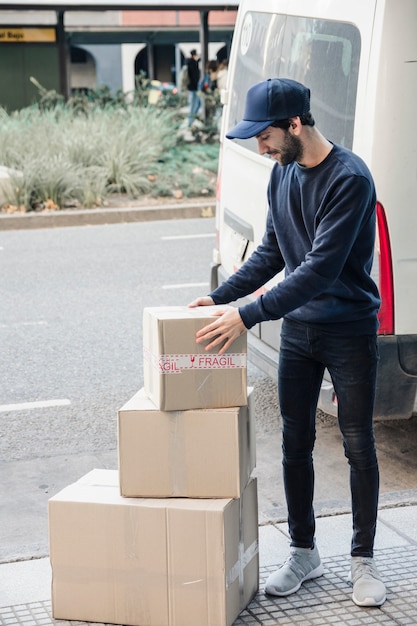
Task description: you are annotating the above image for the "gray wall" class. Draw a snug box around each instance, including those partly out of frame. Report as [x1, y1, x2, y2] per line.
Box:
[80, 44, 122, 93]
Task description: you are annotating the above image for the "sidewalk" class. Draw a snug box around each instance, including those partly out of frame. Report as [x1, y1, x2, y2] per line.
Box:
[1, 504, 416, 625]
[0, 198, 216, 231]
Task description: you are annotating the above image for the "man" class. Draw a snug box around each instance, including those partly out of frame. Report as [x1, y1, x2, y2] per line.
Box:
[189, 78, 386, 607]
[186, 49, 201, 126]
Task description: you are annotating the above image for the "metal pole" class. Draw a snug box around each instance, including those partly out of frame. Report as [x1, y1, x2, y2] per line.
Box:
[199, 10, 209, 78]
[199, 11, 209, 122]
[147, 41, 155, 80]
[175, 43, 182, 90]
[56, 10, 69, 100]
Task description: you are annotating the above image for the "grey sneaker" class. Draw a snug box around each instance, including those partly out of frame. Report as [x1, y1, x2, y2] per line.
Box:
[264, 544, 324, 596]
[351, 557, 386, 607]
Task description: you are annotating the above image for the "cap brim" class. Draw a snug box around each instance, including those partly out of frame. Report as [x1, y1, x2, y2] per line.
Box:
[225, 119, 273, 140]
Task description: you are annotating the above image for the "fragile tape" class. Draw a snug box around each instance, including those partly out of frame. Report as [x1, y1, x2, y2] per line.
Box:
[144, 349, 247, 374]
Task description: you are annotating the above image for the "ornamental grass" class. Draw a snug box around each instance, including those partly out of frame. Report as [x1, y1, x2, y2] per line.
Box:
[0, 101, 218, 212]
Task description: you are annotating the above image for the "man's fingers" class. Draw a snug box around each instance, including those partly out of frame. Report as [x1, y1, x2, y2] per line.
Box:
[197, 330, 224, 347]
[202, 334, 231, 354]
[194, 307, 243, 354]
[196, 320, 221, 340]
[188, 296, 215, 308]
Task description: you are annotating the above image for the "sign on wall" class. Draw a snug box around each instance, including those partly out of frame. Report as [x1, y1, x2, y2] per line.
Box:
[0, 28, 56, 43]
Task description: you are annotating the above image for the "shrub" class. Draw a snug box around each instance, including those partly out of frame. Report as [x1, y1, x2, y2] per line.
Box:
[0, 88, 219, 211]
[150, 144, 219, 198]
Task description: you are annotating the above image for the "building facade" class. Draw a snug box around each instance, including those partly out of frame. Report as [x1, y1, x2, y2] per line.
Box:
[0, 8, 237, 110]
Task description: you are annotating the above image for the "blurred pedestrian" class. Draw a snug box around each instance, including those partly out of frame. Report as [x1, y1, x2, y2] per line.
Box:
[186, 49, 201, 126]
[216, 58, 229, 91]
[199, 60, 219, 125]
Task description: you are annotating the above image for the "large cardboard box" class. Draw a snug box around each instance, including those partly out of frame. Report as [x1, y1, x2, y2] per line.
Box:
[143, 306, 247, 411]
[118, 387, 256, 498]
[49, 469, 259, 626]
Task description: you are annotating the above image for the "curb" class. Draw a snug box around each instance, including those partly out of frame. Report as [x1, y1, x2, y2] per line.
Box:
[0, 200, 216, 231]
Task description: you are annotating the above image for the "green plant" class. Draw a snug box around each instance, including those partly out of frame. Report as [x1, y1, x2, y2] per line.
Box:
[150, 143, 218, 198]
[29, 76, 65, 111]
[0, 82, 219, 211]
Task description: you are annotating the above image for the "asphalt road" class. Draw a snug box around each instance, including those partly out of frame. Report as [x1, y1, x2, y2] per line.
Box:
[0, 217, 276, 562]
[1, 216, 417, 564]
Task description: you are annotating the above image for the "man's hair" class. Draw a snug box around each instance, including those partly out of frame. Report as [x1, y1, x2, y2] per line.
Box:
[271, 112, 315, 129]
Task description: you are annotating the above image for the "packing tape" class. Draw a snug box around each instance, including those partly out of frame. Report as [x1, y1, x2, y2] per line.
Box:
[144, 349, 247, 374]
[225, 538, 259, 590]
[168, 411, 188, 494]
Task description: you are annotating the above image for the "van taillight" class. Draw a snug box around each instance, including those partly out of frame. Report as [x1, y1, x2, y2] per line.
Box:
[376, 201, 394, 335]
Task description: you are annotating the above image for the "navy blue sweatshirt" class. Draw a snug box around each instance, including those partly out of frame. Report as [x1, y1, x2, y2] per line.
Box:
[210, 144, 380, 335]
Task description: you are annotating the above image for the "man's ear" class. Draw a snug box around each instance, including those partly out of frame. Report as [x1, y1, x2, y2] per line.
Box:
[288, 117, 301, 134]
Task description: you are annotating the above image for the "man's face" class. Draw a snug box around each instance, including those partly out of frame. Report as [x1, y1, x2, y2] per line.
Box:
[256, 125, 303, 166]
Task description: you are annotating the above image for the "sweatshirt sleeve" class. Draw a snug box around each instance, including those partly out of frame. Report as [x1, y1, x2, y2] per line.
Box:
[209, 208, 285, 312]
[237, 173, 376, 329]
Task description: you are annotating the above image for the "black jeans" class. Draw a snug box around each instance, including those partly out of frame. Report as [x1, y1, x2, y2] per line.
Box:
[278, 318, 379, 557]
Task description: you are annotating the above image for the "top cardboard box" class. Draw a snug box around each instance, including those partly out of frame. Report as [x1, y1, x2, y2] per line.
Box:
[143, 306, 247, 411]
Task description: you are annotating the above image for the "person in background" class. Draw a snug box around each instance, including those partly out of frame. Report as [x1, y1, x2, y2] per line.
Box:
[188, 77, 386, 609]
[199, 60, 219, 93]
[199, 60, 219, 126]
[216, 58, 229, 91]
[213, 58, 229, 126]
[186, 49, 201, 126]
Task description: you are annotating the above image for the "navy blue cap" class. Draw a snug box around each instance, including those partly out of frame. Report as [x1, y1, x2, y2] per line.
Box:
[226, 78, 311, 140]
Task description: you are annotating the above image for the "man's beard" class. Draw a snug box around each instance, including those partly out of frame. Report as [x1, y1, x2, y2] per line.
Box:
[278, 132, 304, 166]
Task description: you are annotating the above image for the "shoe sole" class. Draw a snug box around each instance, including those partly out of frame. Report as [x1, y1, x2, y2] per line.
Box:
[264, 563, 325, 597]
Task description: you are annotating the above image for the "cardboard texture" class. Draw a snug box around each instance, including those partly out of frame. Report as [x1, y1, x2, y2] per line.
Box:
[49, 469, 259, 626]
[143, 306, 247, 411]
[118, 387, 256, 498]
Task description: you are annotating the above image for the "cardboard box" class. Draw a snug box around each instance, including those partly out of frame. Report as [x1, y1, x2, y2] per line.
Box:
[49, 469, 259, 626]
[118, 387, 256, 498]
[143, 306, 247, 411]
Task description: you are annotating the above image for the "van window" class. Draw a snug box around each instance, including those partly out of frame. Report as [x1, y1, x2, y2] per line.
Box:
[229, 13, 361, 151]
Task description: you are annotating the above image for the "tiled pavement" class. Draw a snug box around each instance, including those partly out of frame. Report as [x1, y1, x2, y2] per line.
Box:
[1, 506, 417, 626]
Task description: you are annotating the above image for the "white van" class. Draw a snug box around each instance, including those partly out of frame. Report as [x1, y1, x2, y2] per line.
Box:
[211, 0, 417, 420]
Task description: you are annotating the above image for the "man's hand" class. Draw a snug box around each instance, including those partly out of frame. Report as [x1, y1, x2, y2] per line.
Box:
[195, 305, 246, 355]
[188, 296, 215, 308]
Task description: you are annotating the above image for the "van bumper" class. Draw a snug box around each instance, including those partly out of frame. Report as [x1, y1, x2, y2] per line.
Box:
[374, 334, 417, 420]
[249, 330, 417, 421]
[320, 335, 417, 420]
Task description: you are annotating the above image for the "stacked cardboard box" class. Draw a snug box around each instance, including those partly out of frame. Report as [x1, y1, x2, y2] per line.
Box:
[49, 306, 259, 626]
[142, 306, 248, 411]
